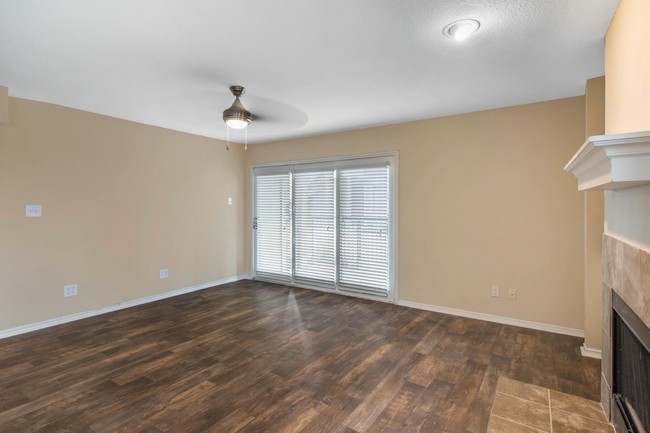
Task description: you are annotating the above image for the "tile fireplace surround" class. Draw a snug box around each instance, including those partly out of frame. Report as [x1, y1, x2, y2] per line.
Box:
[601, 234, 650, 421]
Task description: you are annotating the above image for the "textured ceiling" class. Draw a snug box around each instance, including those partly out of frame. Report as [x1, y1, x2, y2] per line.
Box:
[0, 0, 619, 144]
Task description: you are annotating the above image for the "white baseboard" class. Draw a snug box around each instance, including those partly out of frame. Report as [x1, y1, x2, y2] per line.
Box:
[0, 274, 249, 340]
[580, 343, 602, 359]
[397, 300, 585, 338]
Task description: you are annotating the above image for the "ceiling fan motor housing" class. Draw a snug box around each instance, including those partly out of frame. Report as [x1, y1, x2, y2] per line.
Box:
[223, 85, 251, 127]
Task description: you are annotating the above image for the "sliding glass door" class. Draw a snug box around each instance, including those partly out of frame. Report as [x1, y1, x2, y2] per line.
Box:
[252, 155, 396, 302]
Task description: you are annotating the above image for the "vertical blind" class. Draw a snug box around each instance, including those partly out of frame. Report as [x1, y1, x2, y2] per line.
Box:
[253, 156, 394, 301]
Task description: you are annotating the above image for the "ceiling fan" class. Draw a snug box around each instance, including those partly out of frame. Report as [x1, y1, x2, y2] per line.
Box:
[222, 85, 252, 130]
[218, 84, 307, 148]
[222, 85, 255, 150]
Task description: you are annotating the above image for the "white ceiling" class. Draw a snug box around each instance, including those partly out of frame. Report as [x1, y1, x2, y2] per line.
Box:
[0, 0, 619, 144]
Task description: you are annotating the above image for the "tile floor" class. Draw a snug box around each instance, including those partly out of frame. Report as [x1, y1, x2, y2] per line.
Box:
[487, 377, 614, 433]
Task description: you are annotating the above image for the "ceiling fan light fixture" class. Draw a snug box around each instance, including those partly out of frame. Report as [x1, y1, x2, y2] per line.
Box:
[225, 118, 250, 129]
[443, 19, 480, 41]
[223, 85, 251, 129]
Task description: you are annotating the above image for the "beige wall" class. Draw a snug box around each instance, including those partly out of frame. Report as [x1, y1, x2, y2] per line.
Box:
[583, 77, 605, 350]
[604, 0, 650, 251]
[247, 97, 586, 329]
[0, 97, 247, 331]
[1, 95, 588, 332]
[0, 86, 8, 124]
[585, 77, 606, 138]
[605, 0, 650, 134]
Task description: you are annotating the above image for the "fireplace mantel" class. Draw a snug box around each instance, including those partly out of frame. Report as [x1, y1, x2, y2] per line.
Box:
[564, 130, 650, 191]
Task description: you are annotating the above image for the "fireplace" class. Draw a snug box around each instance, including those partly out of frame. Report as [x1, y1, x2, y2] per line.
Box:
[565, 131, 650, 433]
[612, 292, 650, 433]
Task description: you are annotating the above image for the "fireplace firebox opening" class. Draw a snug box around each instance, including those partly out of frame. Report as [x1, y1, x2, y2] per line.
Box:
[612, 293, 650, 433]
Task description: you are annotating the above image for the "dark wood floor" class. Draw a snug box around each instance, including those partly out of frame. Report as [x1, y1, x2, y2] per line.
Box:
[0, 280, 600, 433]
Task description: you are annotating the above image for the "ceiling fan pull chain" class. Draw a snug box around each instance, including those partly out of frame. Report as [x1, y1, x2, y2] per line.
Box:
[226, 124, 230, 151]
[245, 128, 248, 151]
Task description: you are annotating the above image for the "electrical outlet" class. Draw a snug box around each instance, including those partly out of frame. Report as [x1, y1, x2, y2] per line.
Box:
[227, 197, 233, 206]
[491, 285, 500, 298]
[26, 204, 42, 217]
[159, 269, 169, 279]
[64, 284, 78, 297]
[508, 288, 517, 300]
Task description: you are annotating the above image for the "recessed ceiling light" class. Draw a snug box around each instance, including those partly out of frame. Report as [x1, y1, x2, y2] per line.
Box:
[443, 19, 480, 42]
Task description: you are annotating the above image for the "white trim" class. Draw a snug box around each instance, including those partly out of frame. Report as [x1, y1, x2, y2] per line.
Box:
[397, 300, 585, 338]
[389, 153, 399, 303]
[251, 151, 399, 170]
[564, 130, 650, 191]
[250, 166, 257, 280]
[0, 274, 249, 340]
[580, 343, 603, 359]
